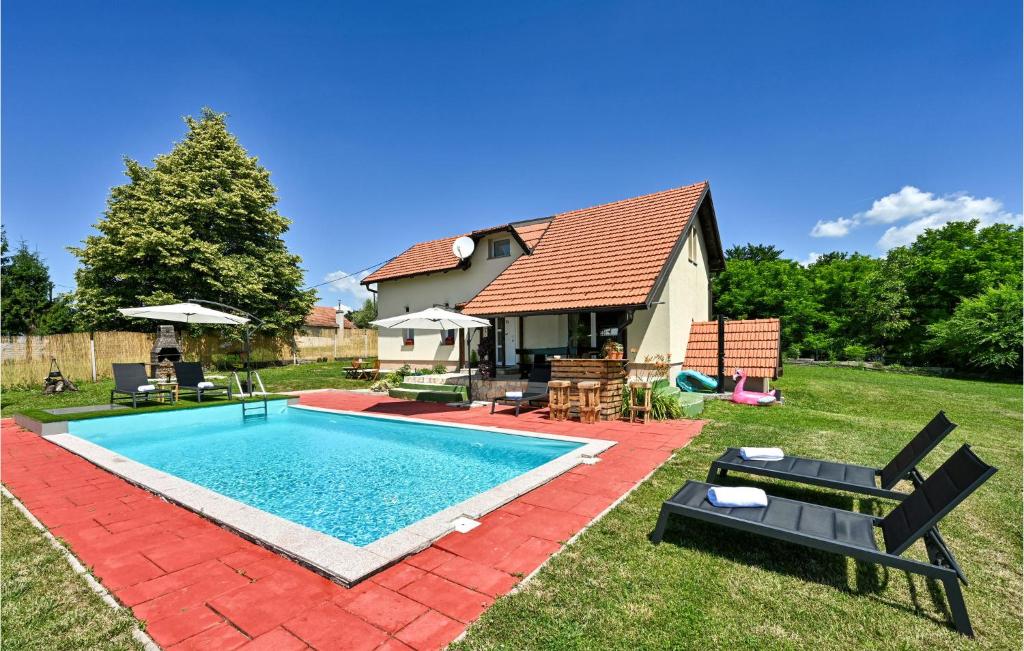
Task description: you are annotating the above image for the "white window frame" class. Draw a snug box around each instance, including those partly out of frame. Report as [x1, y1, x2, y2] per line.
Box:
[489, 238, 511, 259]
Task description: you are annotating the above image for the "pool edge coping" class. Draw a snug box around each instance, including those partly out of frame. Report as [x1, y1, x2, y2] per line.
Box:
[43, 402, 615, 586]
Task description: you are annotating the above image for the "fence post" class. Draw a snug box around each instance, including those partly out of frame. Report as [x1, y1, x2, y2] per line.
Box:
[90, 332, 97, 382]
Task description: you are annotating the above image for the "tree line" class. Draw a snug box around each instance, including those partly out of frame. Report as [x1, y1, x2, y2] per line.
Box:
[713, 222, 1023, 374]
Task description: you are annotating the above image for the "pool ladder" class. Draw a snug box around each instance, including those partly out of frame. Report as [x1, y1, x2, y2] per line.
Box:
[233, 371, 269, 419]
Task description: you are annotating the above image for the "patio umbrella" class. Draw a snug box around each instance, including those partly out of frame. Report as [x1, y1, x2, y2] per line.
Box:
[371, 307, 490, 402]
[118, 301, 260, 394]
[118, 302, 249, 325]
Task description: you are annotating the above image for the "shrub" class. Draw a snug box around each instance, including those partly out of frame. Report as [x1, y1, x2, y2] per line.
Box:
[432, 363, 448, 374]
[842, 344, 868, 361]
[370, 379, 393, 392]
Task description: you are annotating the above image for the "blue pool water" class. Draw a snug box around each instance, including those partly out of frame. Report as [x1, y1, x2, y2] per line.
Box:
[68, 402, 581, 546]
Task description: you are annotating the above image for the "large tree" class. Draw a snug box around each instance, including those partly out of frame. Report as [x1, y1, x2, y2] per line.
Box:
[70, 108, 315, 334]
[1, 241, 55, 335]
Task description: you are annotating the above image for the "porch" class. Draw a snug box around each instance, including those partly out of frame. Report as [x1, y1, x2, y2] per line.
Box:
[479, 309, 635, 379]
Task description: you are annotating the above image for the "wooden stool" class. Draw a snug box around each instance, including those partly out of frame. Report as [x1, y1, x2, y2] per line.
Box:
[547, 380, 571, 421]
[578, 381, 601, 424]
[628, 380, 652, 424]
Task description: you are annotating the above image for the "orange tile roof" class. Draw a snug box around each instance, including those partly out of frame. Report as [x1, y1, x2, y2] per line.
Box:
[363, 235, 465, 284]
[462, 182, 709, 315]
[682, 318, 782, 379]
[305, 306, 349, 329]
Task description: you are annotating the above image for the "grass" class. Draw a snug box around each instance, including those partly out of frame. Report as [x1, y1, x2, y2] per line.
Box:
[0, 496, 144, 650]
[454, 365, 1022, 650]
[0, 360, 371, 417]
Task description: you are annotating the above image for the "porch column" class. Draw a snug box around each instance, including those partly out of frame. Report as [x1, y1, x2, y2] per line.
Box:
[590, 312, 597, 348]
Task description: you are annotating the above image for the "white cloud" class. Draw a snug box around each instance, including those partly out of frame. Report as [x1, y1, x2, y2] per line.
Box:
[323, 270, 372, 303]
[808, 186, 1022, 250]
[810, 217, 854, 238]
[799, 252, 822, 267]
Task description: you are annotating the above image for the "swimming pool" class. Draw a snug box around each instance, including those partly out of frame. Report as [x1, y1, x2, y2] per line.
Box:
[50, 401, 612, 583]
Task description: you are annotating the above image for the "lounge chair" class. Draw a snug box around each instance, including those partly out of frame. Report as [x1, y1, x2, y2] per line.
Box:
[652, 444, 996, 636]
[173, 362, 232, 402]
[110, 363, 175, 408]
[491, 367, 550, 416]
[706, 411, 956, 500]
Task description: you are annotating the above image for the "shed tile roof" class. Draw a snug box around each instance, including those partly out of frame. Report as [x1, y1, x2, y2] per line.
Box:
[682, 318, 782, 379]
[305, 306, 350, 329]
[462, 182, 708, 315]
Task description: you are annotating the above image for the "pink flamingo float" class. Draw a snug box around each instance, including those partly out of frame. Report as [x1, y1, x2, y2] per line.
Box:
[731, 368, 781, 406]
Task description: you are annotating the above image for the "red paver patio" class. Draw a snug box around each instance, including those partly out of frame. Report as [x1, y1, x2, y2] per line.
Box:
[1, 391, 703, 650]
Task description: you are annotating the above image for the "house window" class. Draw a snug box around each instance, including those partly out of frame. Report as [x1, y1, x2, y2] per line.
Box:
[489, 238, 511, 259]
[402, 329, 415, 346]
[443, 329, 456, 346]
[687, 230, 698, 264]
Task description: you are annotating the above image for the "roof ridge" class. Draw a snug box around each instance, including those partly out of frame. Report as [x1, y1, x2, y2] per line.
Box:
[547, 180, 708, 220]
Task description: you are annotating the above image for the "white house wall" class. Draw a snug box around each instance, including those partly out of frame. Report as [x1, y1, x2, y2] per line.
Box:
[375, 234, 524, 369]
[629, 216, 713, 380]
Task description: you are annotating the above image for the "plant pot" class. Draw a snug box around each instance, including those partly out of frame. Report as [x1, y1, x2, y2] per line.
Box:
[403, 339, 414, 346]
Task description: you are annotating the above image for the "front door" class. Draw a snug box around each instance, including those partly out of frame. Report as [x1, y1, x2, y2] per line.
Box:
[494, 317, 506, 367]
[505, 317, 518, 367]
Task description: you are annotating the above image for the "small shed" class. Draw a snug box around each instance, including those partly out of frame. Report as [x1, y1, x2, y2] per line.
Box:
[682, 318, 782, 392]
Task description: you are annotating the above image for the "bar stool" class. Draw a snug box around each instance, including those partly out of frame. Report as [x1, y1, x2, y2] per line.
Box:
[628, 380, 652, 424]
[547, 380, 571, 421]
[578, 381, 601, 424]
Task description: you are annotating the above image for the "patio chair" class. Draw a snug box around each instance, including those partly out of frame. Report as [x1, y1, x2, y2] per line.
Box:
[110, 363, 175, 408]
[491, 366, 550, 416]
[706, 411, 956, 500]
[651, 444, 996, 637]
[358, 358, 381, 381]
[173, 362, 232, 402]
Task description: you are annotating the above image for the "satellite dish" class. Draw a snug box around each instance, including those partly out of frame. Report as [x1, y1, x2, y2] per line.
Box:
[452, 236, 475, 260]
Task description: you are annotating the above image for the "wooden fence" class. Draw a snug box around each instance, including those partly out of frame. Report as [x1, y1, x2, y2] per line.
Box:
[0, 328, 378, 387]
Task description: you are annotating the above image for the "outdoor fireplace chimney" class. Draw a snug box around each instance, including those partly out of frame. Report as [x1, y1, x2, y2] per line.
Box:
[150, 325, 183, 378]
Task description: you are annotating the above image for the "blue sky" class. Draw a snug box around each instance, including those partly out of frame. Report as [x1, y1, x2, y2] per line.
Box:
[3, 1, 1020, 308]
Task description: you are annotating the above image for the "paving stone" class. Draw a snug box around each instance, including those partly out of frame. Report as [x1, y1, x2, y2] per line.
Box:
[431, 556, 519, 597]
[341, 583, 429, 633]
[398, 574, 493, 623]
[145, 605, 223, 647]
[282, 601, 389, 651]
[168, 622, 249, 650]
[238, 627, 308, 651]
[371, 562, 428, 592]
[394, 610, 466, 651]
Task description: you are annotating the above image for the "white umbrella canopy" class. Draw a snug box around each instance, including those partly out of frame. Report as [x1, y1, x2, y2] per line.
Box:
[372, 307, 490, 403]
[118, 302, 250, 325]
[371, 307, 489, 331]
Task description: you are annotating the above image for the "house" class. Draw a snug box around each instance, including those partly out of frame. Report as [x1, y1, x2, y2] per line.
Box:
[302, 306, 352, 337]
[682, 317, 782, 392]
[362, 181, 725, 380]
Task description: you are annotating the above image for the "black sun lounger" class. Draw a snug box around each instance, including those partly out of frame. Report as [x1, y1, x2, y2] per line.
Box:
[707, 411, 956, 500]
[491, 367, 550, 416]
[110, 363, 175, 408]
[173, 362, 232, 402]
[652, 444, 996, 636]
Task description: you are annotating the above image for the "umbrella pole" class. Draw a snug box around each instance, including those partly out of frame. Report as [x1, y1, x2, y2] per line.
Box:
[466, 328, 472, 403]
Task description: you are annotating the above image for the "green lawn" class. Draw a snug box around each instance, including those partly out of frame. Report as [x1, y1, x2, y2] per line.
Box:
[1, 496, 144, 650]
[454, 365, 1023, 650]
[0, 360, 371, 417]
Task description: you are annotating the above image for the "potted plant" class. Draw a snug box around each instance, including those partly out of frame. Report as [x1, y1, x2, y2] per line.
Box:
[602, 339, 624, 360]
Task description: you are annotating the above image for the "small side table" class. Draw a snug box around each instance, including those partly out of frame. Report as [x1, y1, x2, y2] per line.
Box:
[628, 380, 652, 424]
[578, 381, 601, 424]
[547, 380, 571, 421]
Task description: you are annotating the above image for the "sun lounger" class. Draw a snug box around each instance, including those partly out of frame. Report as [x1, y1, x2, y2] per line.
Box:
[652, 444, 996, 636]
[173, 362, 232, 402]
[110, 363, 175, 408]
[706, 411, 956, 500]
[491, 367, 550, 416]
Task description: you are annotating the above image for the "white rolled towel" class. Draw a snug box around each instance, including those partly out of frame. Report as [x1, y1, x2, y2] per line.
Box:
[707, 486, 768, 508]
[197, 381, 215, 389]
[740, 447, 785, 461]
[505, 391, 523, 399]
[137, 384, 156, 392]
